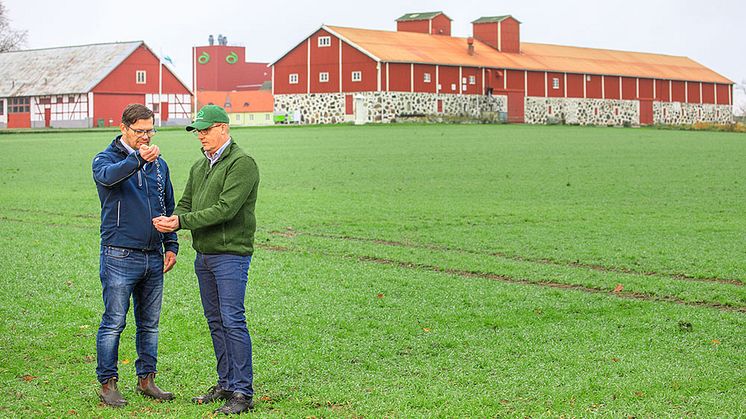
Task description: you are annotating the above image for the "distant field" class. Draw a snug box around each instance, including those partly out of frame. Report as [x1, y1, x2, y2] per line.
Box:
[0, 124, 744, 417]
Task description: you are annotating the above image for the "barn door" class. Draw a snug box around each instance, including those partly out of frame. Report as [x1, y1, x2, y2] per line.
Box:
[44, 108, 51, 128]
[639, 99, 653, 125]
[161, 102, 169, 122]
[507, 91, 525, 123]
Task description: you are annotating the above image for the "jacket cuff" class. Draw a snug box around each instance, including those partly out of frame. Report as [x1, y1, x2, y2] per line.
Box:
[164, 241, 179, 255]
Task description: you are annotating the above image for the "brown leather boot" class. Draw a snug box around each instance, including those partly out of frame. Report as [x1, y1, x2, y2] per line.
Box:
[136, 372, 174, 400]
[99, 377, 127, 407]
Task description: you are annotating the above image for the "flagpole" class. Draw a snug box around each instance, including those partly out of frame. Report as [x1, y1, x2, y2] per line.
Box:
[158, 56, 163, 128]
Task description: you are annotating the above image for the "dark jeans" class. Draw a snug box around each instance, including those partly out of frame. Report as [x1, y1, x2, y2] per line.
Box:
[195, 253, 253, 396]
[96, 246, 164, 383]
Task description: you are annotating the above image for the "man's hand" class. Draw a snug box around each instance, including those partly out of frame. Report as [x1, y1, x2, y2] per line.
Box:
[153, 215, 179, 233]
[139, 144, 160, 162]
[163, 251, 177, 273]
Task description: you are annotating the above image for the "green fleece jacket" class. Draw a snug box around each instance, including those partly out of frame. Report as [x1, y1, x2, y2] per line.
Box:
[175, 141, 259, 255]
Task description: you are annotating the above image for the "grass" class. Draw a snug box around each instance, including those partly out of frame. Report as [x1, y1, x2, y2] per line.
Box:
[0, 124, 744, 417]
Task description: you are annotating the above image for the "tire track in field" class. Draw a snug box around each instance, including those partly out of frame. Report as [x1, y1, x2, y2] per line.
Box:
[257, 242, 745, 313]
[355, 255, 746, 314]
[288, 231, 743, 287]
[1, 207, 99, 220]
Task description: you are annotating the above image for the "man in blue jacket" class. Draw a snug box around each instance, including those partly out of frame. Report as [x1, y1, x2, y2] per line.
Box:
[92, 104, 178, 407]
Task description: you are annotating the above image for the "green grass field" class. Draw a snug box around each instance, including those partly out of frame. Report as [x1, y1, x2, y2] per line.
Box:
[0, 124, 744, 417]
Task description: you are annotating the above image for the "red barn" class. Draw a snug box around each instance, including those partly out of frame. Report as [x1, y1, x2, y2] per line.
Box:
[270, 11, 733, 125]
[0, 41, 192, 129]
[193, 43, 271, 92]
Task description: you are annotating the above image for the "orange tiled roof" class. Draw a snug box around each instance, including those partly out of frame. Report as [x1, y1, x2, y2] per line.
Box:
[326, 25, 732, 84]
[197, 90, 274, 113]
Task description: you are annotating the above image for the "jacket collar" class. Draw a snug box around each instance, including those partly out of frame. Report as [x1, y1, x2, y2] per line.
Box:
[111, 135, 129, 156]
[201, 138, 235, 165]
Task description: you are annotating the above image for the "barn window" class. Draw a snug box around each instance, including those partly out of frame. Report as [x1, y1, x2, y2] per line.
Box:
[152, 103, 160, 113]
[136, 70, 146, 84]
[236, 114, 242, 121]
[265, 114, 270, 120]
[319, 72, 329, 83]
[68, 96, 75, 103]
[249, 114, 254, 120]
[352, 71, 362, 82]
[552, 78, 560, 90]
[289, 73, 299, 84]
[424, 73, 431, 83]
[469, 76, 476, 85]
[318, 36, 331, 47]
[0, 99, 4, 115]
[9, 97, 29, 113]
[451, 83, 456, 91]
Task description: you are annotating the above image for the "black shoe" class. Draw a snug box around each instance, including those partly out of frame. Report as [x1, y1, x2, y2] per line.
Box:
[214, 392, 254, 414]
[192, 385, 232, 404]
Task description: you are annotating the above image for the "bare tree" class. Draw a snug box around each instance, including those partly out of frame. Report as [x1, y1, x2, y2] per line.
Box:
[0, 1, 26, 52]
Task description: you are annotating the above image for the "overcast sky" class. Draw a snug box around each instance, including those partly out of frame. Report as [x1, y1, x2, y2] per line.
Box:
[6, 0, 745, 113]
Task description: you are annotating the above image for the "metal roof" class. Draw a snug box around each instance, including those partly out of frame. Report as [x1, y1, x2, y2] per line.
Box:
[396, 12, 451, 22]
[324, 26, 733, 84]
[0, 41, 143, 97]
[471, 15, 521, 24]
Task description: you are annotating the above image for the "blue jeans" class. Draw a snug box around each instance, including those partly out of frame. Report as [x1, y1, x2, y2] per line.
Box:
[195, 253, 253, 396]
[96, 246, 164, 383]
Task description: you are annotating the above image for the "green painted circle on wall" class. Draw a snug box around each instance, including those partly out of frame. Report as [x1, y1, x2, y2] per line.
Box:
[226, 52, 238, 64]
[198, 52, 210, 64]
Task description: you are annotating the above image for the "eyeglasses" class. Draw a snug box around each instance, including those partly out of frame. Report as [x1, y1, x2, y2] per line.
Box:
[126, 125, 157, 137]
[192, 124, 222, 137]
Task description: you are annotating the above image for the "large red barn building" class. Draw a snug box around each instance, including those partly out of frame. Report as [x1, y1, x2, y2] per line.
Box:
[0, 41, 191, 129]
[270, 12, 733, 125]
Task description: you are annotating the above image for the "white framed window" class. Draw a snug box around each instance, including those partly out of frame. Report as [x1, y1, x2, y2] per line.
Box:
[136, 70, 146, 84]
[249, 114, 254, 120]
[289, 73, 299, 84]
[462, 77, 467, 84]
[552, 78, 560, 90]
[319, 72, 329, 83]
[352, 71, 362, 82]
[265, 114, 270, 120]
[424, 73, 431, 83]
[318, 36, 331, 47]
[451, 83, 456, 91]
[469, 76, 476, 85]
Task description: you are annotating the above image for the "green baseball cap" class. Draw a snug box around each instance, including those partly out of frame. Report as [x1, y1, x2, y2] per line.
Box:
[186, 104, 230, 131]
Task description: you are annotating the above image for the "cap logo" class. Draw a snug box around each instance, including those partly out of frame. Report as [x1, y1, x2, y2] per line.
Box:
[196, 110, 205, 120]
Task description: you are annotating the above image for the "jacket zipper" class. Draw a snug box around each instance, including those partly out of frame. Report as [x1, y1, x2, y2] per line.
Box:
[116, 201, 121, 227]
[144, 166, 153, 250]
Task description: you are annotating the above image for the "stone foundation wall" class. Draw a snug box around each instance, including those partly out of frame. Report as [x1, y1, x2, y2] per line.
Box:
[275, 92, 734, 126]
[525, 97, 640, 126]
[275, 92, 507, 124]
[653, 102, 733, 125]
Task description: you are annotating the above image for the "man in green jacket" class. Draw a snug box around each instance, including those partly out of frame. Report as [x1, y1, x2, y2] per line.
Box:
[153, 105, 259, 415]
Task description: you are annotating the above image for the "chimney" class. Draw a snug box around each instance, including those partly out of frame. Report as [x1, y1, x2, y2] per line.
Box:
[396, 11, 452, 36]
[467, 37, 475, 55]
[472, 15, 521, 53]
